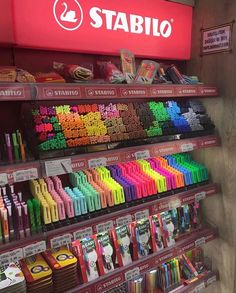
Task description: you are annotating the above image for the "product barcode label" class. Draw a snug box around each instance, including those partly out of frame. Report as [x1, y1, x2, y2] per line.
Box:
[135, 209, 149, 221]
[23, 241, 46, 258]
[45, 159, 72, 177]
[125, 267, 140, 281]
[116, 215, 132, 227]
[0, 173, 8, 186]
[180, 143, 194, 152]
[0, 248, 23, 266]
[195, 191, 206, 202]
[134, 150, 150, 160]
[96, 220, 114, 233]
[195, 237, 206, 247]
[73, 227, 93, 241]
[88, 157, 107, 168]
[206, 275, 217, 286]
[50, 234, 72, 249]
[194, 282, 205, 292]
[168, 199, 181, 210]
[13, 168, 38, 183]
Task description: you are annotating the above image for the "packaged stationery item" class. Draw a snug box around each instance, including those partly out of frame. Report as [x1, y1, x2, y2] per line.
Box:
[16, 69, 36, 83]
[97, 61, 125, 83]
[135, 60, 159, 84]
[111, 225, 132, 266]
[150, 215, 165, 252]
[20, 254, 53, 293]
[120, 49, 136, 83]
[53, 62, 93, 81]
[0, 66, 17, 82]
[96, 231, 115, 274]
[0, 263, 26, 293]
[34, 72, 65, 83]
[43, 247, 78, 292]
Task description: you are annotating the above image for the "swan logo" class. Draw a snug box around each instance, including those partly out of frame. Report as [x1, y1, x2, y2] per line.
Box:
[53, 0, 83, 31]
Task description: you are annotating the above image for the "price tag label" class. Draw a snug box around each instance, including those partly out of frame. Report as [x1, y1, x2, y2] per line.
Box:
[195, 237, 206, 247]
[116, 215, 132, 227]
[180, 143, 194, 152]
[50, 234, 72, 249]
[0, 248, 23, 266]
[96, 220, 114, 233]
[45, 159, 72, 177]
[206, 275, 217, 286]
[168, 199, 181, 209]
[125, 267, 140, 281]
[88, 157, 107, 168]
[194, 282, 205, 292]
[134, 150, 150, 160]
[23, 241, 46, 258]
[0, 173, 8, 186]
[135, 209, 149, 221]
[195, 191, 206, 202]
[73, 227, 93, 241]
[13, 168, 38, 183]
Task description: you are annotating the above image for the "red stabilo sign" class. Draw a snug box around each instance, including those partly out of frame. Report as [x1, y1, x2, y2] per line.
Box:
[12, 0, 192, 60]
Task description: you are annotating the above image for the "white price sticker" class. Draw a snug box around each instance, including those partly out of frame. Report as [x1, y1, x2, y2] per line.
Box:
[45, 159, 72, 177]
[195, 192, 206, 202]
[116, 215, 132, 227]
[50, 234, 72, 249]
[125, 267, 140, 281]
[134, 150, 150, 160]
[195, 237, 206, 247]
[73, 227, 93, 241]
[23, 241, 46, 258]
[96, 220, 114, 233]
[0, 248, 23, 266]
[135, 209, 149, 221]
[88, 157, 107, 169]
[0, 173, 8, 186]
[168, 199, 181, 210]
[194, 282, 205, 293]
[206, 275, 217, 286]
[180, 143, 194, 152]
[13, 168, 38, 183]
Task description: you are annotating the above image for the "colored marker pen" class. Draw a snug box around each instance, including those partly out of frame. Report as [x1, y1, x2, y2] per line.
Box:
[1, 208, 9, 243]
[12, 133, 20, 161]
[16, 130, 26, 161]
[22, 203, 31, 237]
[6, 204, 14, 240]
[4, 133, 13, 163]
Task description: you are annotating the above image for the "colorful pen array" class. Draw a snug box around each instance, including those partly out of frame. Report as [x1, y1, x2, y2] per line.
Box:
[0, 130, 26, 163]
[27, 100, 214, 153]
[0, 154, 207, 243]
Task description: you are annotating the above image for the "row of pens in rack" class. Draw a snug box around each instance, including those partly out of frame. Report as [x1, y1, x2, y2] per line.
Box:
[0, 153, 207, 243]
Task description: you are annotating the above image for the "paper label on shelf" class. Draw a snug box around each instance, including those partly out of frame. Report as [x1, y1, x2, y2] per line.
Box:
[88, 157, 107, 169]
[116, 215, 132, 227]
[180, 143, 194, 152]
[23, 241, 47, 258]
[73, 227, 93, 241]
[50, 234, 72, 249]
[195, 237, 206, 247]
[168, 198, 181, 210]
[194, 282, 205, 292]
[134, 150, 150, 160]
[0, 248, 23, 266]
[13, 168, 38, 183]
[125, 267, 140, 281]
[96, 220, 114, 233]
[206, 275, 217, 286]
[195, 191, 206, 202]
[45, 159, 72, 177]
[135, 209, 149, 221]
[0, 173, 8, 186]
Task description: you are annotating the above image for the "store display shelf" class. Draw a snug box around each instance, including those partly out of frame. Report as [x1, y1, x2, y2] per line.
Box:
[65, 227, 218, 293]
[0, 183, 219, 256]
[0, 83, 218, 101]
[0, 135, 220, 184]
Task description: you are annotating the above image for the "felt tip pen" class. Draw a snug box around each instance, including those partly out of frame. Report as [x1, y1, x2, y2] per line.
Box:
[1, 208, 9, 243]
[16, 130, 26, 161]
[6, 205, 14, 240]
[22, 203, 31, 237]
[17, 205, 25, 239]
[5, 133, 13, 163]
[12, 133, 20, 161]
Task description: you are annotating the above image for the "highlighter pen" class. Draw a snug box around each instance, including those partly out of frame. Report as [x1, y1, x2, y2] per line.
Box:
[16, 130, 26, 161]
[4, 133, 13, 163]
[12, 133, 20, 161]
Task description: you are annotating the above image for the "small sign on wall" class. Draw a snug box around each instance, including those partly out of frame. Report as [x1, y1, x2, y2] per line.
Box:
[201, 22, 234, 55]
